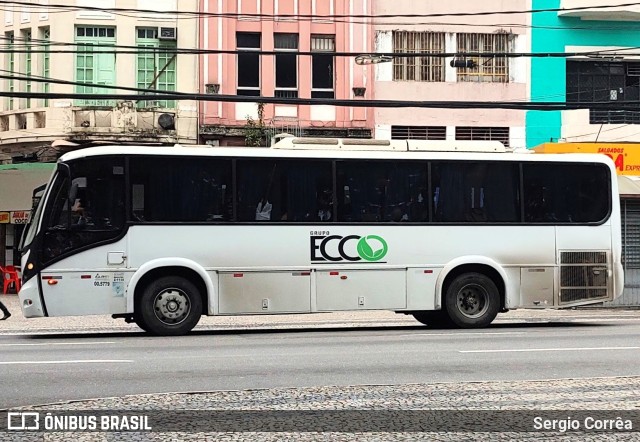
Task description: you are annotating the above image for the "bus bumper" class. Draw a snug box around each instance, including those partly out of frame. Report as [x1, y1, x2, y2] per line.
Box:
[18, 277, 46, 318]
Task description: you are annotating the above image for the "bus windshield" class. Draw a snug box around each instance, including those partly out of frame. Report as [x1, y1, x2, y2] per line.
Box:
[39, 157, 126, 264]
[20, 183, 48, 251]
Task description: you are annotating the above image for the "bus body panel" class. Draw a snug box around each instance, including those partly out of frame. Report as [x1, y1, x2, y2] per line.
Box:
[20, 215, 618, 319]
[406, 267, 440, 311]
[316, 269, 406, 311]
[37, 237, 130, 316]
[19, 277, 45, 318]
[218, 271, 311, 314]
[123, 224, 560, 315]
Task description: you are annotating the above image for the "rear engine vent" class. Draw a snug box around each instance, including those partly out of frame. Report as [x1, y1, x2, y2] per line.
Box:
[559, 251, 609, 304]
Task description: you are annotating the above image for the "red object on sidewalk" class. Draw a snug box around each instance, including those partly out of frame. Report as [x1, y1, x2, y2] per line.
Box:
[1, 265, 21, 294]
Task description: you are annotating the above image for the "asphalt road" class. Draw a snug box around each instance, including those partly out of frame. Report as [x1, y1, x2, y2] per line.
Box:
[1, 317, 640, 409]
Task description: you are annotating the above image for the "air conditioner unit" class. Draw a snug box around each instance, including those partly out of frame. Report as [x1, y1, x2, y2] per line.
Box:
[159, 27, 177, 40]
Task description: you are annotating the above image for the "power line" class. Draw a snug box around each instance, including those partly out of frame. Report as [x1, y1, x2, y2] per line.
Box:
[0, 34, 637, 59]
[3, 67, 635, 106]
[5, 0, 640, 32]
[4, 0, 640, 21]
[1, 90, 640, 111]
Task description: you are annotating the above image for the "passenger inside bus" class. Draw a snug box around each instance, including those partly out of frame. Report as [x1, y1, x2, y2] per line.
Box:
[71, 198, 88, 227]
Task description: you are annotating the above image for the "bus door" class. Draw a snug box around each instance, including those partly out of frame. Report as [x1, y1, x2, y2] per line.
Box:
[39, 158, 127, 316]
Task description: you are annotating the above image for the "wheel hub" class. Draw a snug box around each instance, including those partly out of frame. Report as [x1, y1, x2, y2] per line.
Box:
[154, 289, 190, 325]
[456, 284, 488, 318]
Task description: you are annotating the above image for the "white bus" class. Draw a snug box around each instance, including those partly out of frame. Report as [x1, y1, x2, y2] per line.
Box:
[19, 137, 623, 335]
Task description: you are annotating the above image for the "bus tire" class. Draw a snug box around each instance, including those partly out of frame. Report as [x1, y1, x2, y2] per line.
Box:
[139, 276, 203, 336]
[444, 272, 499, 328]
[412, 311, 453, 328]
[133, 315, 149, 332]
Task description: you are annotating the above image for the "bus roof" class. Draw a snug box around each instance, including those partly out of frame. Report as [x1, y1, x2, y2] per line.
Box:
[270, 137, 507, 152]
[56, 140, 615, 167]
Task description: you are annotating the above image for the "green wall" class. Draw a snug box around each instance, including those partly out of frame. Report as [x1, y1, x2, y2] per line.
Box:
[528, 0, 640, 147]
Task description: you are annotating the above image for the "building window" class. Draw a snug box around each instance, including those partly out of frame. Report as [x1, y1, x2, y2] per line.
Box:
[136, 27, 177, 108]
[567, 61, 640, 124]
[75, 26, 117, 106]
[6, 32, 14, 110]
[274, 33, 298, 98]
[40, 27, 50, 107]
[392, 31, 445, 82]
[456, 127, 510, 148]
[236, 32, 261, 96]
[456, 33, 511, 83]
[391, 126, 446, 140]
[311, 35, 335, 99]
[23, 29, 32, 109]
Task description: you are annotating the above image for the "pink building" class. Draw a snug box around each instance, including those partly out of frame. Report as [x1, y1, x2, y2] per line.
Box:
[372, 1, 529, 149]
[199, 0, 373, 145]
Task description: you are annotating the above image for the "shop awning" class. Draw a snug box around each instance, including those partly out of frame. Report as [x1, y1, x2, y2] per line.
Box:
[618, 175, 640, 198]
[0, 163, 55, 212]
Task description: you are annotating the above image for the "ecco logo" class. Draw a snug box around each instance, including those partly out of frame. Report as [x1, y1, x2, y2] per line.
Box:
[311, 235, 388, 262]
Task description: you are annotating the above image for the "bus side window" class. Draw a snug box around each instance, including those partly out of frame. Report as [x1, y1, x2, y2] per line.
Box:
[132, 184, 145, 221]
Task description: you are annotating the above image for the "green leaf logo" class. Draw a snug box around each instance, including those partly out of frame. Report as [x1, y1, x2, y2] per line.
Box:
[357, 235, 388, 262]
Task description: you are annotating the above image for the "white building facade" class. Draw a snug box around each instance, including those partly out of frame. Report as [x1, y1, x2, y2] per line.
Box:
[0, 0, 199, 164]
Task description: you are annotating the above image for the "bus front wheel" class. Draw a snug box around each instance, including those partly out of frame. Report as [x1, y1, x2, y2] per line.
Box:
[138, 276, 203, 336]
[444, 273, 499, 328]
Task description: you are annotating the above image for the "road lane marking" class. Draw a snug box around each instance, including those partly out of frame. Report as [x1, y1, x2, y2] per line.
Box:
[396, 332, 528, 338]
[0, 342, 116, 347]
[0, 360, 133, 365]
[459, 346, 640, 353]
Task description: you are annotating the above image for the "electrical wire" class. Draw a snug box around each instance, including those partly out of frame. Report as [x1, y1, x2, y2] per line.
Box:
[3, 0, 640, 21]
[0, 90, 639, 111]
[0, 34, 637, 59]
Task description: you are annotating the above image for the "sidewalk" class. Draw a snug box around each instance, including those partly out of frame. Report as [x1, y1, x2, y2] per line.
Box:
[0, 293, 639, 334]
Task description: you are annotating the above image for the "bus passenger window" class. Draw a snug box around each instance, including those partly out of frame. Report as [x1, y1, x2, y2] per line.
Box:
[523, 163, 610, 223]
[129, 157, 232, 222]
[237, 159, 333, 222]
[336, 160, 427, 223]
[432, 162, 519, 223]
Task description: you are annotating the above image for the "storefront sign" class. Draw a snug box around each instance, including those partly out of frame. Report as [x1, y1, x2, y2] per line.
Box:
[0, 212, 9, 224]
[10, 211, 30, 224]
[534, 143, 640, 176]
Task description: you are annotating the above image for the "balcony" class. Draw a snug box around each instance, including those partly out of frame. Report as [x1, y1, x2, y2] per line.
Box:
[559, 0, 640, 21]
[0, 102, 197, 147]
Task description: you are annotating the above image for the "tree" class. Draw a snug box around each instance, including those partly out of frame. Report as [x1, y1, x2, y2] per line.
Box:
[244, 103, 265, 147]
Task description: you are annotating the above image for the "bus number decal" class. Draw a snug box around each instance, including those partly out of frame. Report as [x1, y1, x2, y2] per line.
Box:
[94, 273, 110, 287]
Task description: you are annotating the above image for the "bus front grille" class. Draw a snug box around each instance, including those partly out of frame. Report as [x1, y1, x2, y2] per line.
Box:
[559, 251, 609, 304]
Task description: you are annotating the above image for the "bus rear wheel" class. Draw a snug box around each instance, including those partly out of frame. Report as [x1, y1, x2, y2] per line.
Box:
[444, 272, 499, 328]
[138, 276, 203, 336]
[412, 311, 453, 328]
